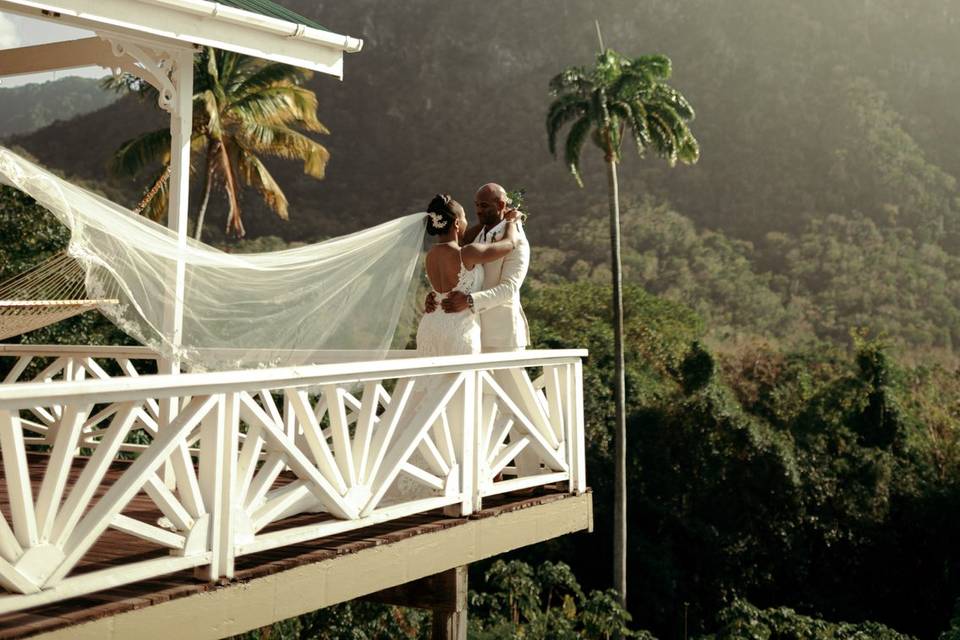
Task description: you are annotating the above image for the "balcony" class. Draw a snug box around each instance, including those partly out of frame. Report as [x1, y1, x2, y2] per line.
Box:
[0, 344, 590, 636]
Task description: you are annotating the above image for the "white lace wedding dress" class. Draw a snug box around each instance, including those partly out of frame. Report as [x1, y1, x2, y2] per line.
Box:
[415, 258, 484, 356]
[383, 258, 484, 505]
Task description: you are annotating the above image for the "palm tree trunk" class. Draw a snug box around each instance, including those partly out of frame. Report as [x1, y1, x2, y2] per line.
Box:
[194, 144, 219, 241]
[607, 155, 628, 608]
[219, 140, 245, 237]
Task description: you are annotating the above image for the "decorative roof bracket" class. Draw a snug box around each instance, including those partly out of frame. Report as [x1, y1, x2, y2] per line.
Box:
[98, 35, 191, 115]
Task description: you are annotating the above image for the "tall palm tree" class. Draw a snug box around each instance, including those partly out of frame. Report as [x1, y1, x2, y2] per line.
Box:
[110, 47, 330, 239]
[546, 46, 699, 606]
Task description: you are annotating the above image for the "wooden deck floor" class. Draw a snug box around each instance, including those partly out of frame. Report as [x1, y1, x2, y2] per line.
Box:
[0, 454, 584, 639]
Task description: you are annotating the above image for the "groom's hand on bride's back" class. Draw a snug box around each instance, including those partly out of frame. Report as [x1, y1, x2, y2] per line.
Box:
[441, 291, 470, 313]
[424, 291, 438, 313]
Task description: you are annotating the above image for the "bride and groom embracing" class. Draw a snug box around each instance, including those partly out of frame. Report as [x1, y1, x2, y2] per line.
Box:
[416, 183, 530, 357]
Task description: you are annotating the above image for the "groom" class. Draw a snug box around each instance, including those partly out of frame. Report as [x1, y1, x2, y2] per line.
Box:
[426, 182, 530, 352]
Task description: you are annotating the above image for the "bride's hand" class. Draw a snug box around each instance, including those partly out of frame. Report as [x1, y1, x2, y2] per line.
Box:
[504, 208, 520, 222]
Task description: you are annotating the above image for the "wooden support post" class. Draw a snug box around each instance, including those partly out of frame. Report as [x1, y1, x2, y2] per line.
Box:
[570, 361, 587, 494]
[363, 566, 468, 640]
[195, 393, 238, 581]
[444, 371, 477, 517]
[159, 47, 194, 488]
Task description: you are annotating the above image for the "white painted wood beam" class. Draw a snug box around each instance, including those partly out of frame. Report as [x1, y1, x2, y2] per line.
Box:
[0, 37, 115, 78]
[0, 0, 358, 77]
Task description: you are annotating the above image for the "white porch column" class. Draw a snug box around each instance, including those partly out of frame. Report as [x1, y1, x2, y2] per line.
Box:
[159, 50, 194, 486]
[162, 49, 195, 372]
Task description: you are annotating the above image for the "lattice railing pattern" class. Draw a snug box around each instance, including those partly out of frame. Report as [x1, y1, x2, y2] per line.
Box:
[0, 345, 162, 454]
[0, 348, 587, 614]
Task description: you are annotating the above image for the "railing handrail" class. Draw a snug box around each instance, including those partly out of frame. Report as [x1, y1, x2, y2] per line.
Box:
[0, 344, 161, 359]
[0, 349, 588, 409]
[0, 344, 419, 360]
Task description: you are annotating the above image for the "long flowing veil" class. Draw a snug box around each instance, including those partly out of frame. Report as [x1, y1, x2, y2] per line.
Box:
[0, 147, 426, 370]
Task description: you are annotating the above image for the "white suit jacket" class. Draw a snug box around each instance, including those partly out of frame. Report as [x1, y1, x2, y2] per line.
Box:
[470, 220, 530, 350]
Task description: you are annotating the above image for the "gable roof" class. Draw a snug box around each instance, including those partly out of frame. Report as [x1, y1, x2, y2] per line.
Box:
[0, 0, 362, 78]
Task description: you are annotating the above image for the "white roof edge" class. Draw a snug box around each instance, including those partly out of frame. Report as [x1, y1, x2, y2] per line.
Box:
[0, 0, 362, 76]
[143, 0, 363, 53]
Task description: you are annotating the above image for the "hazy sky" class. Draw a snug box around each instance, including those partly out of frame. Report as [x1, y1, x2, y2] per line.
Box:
[0, 11, 105, 87]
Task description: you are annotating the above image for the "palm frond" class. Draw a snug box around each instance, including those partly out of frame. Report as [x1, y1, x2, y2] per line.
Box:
[626, 101, 652, 154]
[111, 129, 172, 176]
[677, 132, 701, 164]
[229, 86, 328, 133]
[100, 73, 159, 101]
[549, 66, 591, 96]
[565, 115, 593, 187]
[236, 149, 289, 220]
[590, 89, 609, 127]
[202, 49, 231, 107]
[239, 125, 330, 178]
[610, 72, 650, 103]
[646, 110, 679, 166]
[647, 102, 688, 138]
[205, 48, 220, 84]
[235, 62, 311, 100]
[631, 54, 672, 80]
[218, 51, 244, 93]
[651, 84, 695, 120]
[194, 89, 223, 139]
[546, 94, 588, 157]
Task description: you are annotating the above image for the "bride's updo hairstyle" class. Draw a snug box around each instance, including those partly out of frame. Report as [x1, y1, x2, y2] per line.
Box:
[426, 194, 459, 236]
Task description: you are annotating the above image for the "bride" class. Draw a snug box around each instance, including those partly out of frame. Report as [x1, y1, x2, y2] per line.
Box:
[385, 194, 518, 503]
[416, 193, 520, 356]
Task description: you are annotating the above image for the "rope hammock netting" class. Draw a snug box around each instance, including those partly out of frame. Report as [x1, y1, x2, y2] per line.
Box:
[0, 146, 427, 370]
[0, 251, 117, 341]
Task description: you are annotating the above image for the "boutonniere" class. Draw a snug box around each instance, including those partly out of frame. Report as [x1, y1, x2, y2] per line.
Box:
[506, 188, 529, 223]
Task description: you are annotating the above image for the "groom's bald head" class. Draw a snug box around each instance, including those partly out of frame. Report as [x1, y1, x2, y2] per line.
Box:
[476, 183, 507, 202]
[475, 183, 508, 227]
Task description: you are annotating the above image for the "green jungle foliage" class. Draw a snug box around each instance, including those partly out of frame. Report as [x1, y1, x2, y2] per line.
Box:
[7, 181, 955, 637]
[6, 1, 960, 636]
[12, 1, 960, 362]
[696, 599, 915, 640]
[522, 284, 960, 639]
[535, 197, 960, 359]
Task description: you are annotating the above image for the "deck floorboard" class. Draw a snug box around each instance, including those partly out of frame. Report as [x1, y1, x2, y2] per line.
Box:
[0, 453, 572, 638]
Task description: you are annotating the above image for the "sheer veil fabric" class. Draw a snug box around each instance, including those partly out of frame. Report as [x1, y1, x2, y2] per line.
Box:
[0, 147, 427, 370]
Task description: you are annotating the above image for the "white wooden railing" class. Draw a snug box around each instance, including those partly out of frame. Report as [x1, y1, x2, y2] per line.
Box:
[0, 346, 587, 613]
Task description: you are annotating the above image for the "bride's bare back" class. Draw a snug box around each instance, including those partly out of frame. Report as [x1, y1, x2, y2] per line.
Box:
[425, 212, 520, 293]
[425, 244, 467, 293]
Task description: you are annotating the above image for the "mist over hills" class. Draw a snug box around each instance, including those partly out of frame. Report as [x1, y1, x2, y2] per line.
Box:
[5, 0, 960, 353]
[0, 76, 117, 138]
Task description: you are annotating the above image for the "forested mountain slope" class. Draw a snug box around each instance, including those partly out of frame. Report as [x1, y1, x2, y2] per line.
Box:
[7, 0, 960, 355]
[0, 76, 117, 138]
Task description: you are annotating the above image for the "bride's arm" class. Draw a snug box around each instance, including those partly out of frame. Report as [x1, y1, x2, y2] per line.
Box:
[461, 212, 519, 268]
[461, 223, 484, 245]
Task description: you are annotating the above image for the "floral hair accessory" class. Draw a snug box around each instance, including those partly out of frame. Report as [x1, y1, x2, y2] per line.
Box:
[428, 212, 446, 229]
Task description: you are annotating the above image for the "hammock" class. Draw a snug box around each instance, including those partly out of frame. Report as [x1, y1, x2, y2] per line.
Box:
[0, 251, 118, 341]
